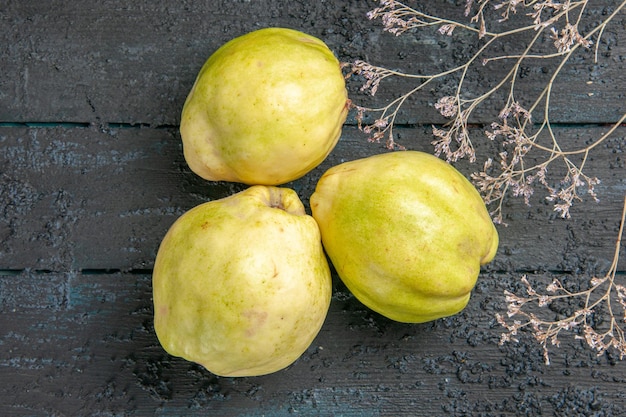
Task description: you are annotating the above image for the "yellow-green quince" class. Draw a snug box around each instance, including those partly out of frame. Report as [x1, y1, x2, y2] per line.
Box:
[180, 27, 349, 185]
[153, 186, 332, 376]
[310, 151, 499, 323]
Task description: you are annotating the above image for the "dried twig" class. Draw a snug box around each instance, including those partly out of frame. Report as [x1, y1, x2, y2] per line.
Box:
[497, 196, 626, 364]
[349, 0, 626, 223]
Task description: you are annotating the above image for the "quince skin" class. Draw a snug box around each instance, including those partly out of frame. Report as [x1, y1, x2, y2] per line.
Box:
[153, 186, 332, 376]
[180, 27, 349, 185]
[310, 151, 499, 323]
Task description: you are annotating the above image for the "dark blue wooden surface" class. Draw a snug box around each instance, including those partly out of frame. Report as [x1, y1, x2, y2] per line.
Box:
[1, 1, 625, 415]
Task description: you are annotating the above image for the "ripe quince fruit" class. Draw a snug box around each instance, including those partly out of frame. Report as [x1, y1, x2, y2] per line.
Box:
[180, 27, 349, 185]
[153, 186, 332, 376]
[310, 151, 499, 323]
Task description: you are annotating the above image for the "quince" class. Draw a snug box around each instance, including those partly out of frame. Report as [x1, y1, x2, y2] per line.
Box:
[180, 27, 349, 185]
[310, 151, 499, 323]
[153, 186, 332, 376]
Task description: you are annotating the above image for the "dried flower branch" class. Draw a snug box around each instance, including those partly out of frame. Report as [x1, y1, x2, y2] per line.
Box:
[497, 196, 626, 364]
[349, 0, 626, 223]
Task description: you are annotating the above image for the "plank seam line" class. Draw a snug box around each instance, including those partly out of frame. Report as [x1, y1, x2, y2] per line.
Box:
[1, 268, 624, 276]
[0, 122, 624, 129]
[0, 122, 178, 129]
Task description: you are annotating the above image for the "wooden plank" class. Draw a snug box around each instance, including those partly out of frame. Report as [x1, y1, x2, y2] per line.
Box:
[346, 0, 626, 125]
[1, 1, 624, 125]
[1, 124, 624, 272]
[1, 271, 625, 416]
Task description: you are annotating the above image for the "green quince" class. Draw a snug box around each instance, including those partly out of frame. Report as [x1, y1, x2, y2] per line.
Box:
[180, 27, 349, 185]
[310, 151, 499, 323]
[153, 186, 332, 376]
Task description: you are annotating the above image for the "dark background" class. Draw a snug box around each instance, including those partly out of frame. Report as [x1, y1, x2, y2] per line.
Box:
[1, 1, 625, 415]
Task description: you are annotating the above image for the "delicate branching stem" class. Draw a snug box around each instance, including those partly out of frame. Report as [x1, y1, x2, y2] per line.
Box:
[498, 196, 626, 364]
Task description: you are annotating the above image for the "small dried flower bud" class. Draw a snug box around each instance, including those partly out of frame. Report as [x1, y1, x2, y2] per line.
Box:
[438, 24, 456, 36]
[434, 96, 458, 118]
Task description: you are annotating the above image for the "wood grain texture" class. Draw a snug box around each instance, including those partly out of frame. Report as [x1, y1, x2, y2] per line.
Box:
[1, 0, 624, 125]
[1, 0, 625, 415]
[1, 271, 625, 416]
[2, 125, 624, 273]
